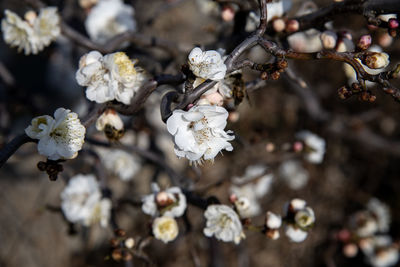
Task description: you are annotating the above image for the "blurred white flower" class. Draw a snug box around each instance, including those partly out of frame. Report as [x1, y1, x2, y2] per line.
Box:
[284, 224, 309, 243]
[245, 0, 292, 31]
[85, 0, 136, 45]
[367, 198, 391, 233]
[363, 52, 390, 70]
[76, 51, 146, 104]
[188, 47, 227, 81]
[1, 7, 60, 55]
[283, 198, 315, 242]
[99, 149, 141, 181]
[296, 130, 326, 164]
[361, 235, 399, 267]
[288, 29, 323, 53]
[167, 105, 234, 164]
[230, 165, 273, 218]
[279, 160, 309, 190]
[25, 108, 85, 160]
[233, 197, 254, 219]
[266, 211, 282, 229]
[152, 216, 179, 243]
[203, 204, 245, 244]
[61, 174, 111, 227]
[96, 109, 124, 131]
[142, 185, 187, 218]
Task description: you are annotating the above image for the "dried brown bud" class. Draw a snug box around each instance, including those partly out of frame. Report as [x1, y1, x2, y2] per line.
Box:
[115, 229, 126, 237]
[389, 29, 397, 38]
[383, 88, 395, 94]
[37, 161, 47, 171]
[49, 174, 58, 181]
[351, 83, 361, 93]
[111, 249, 123, 261]
[359, 91, 371, 102]
[369, 94, 377, 102]
[337, 86, 352, 100]
[261, 72, 268, 80]
[110, 238, 120, 248]
[276, 59, 288, 70]
[271, 71, 280, 80]
[122, 251, 133, 261]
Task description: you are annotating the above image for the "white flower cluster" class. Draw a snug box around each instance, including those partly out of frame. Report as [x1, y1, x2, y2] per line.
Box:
[166, 105, 234, 164]
[1, 7, 60, 55]
[203, 204, 245, 244]
[142, 184, 187, 243]
[339, 198, 398, 267]
[25, 108, 85, 160]
[296, 130, 326, 164]
[230, 165, 274, 218]
[284, 199, 315, 242]
[76, 51, 146, 105]
[61, 174, 111, 227]
[85, 0, 136, 45]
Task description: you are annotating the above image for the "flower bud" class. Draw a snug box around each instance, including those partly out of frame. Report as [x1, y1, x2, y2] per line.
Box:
[293, 141, 303, 152]
[221, 5, 235, 22]
[363, 52, 390, 69]
[343, 243, 358, 258]
[320, 31, 337, 49]
[265, 211, 282, 229]
[124, 237, 135, 249]
[271, 71, 280, 80]
[115, 229, 126, 237]
[24, 11, 37, 25]
[266, 229, 280, 240]
[273, 19, 286, 32]
[388, 18, 399, 29]
[112, 248, 123, 261]
[357, 35, 372, 50]
[156, 191, 172, 207]
[110, 238, 120, 248]
[286, 20, 299, 32]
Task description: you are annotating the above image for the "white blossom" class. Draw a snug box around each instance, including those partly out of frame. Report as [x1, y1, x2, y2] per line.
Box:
[288, 29, 323, 53]
[166, 105, 234, 164]
[279, 160, 309, 190]
[1, 7, 60, 55]
[367, 198, 391, 233]
[188, 47, 227, 81]
[265, 211, 282, 229]
[76, 51, 146, 104]
[152, 216, 179, 243]
[294, 207, 315, 228]
[296, 130, 326, 164]
[61, 174, 111, 227]
[203, 204, 245, 244]
[85, 0, 136, 45]
[25, 108, 85, 160]
[234, 197, 254, 219]
[361, 236, 399, 267]
[142, 185, 187, 218]
[99, 149, 141, 181]
[96, 109, 124, 131]
[285, 224, 309, 243]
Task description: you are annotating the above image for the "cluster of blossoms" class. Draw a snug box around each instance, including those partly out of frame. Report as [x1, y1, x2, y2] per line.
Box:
[203, 198, 315, 244]
[230, 164, 274, 218]
[166, 47, 236, 164]
[337, 198, 398, 267]
[283, 199, 315, 242]
[1, 7, 60, 55]
[76, 51, 147, 105]
[61, 174, 111, 227]
[142, 184, 187, 243]
[84, 0, 137, 45]
[25, 108, 85, 160]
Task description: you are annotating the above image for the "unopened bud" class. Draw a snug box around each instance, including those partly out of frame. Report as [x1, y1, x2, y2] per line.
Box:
[261, 72, 268, 80]
[276, 59, 288, 69]
[286, 20, 299, 32]
[265, 211, 282, 229]
[389, 29, 397, 38]
[112, 249, 123, 261]
[320, 31, 338, 49]
[221, 5, 235, 22]
[388, 18, 399, 29]
[37, 161, 47, 171]
[115, 229, 126, 237]
[343, 243, 358, 258]
[124, 237, 135, 249]
[122, 251, 133, 261]
[336, 229, 351, 242]
[363, 52, 390, 69]
[110, 238, 120, 248]
[266, 229, 280, 240]
[337, 86, 352, 100]
[156, 191, 170, 206]
[265, 142, 275, 152]
[357, 35, 372, 50]
[293, 141, 303, 152]
[273, 19, 286, 32]
[271, 71, 280, 80]
[229, 193, 238, 204]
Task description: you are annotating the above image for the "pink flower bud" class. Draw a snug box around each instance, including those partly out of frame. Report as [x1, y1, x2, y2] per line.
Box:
[221, 5, 235, 22]
[156, 192, 170, 206]
[286, 20, 299, 33]
[229, 193, 238, 204]
[293, 141, 303, 152]
[357, 35, 372, 50]
[388, 18, 399, 29]
[337, 229, 351, 242]
[343, 243, 358, 258]
[273, 19, 286, 32]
